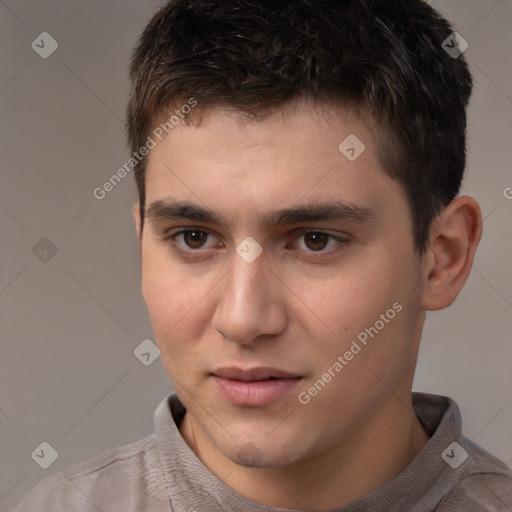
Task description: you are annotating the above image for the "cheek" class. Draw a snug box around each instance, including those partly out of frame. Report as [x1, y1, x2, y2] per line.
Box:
[310, 266, 394, 334]
[140, 254, 216, 363]
[305, 254, 416, 370]
[142, 247, 191, 322]
[142, 273, 204, 383]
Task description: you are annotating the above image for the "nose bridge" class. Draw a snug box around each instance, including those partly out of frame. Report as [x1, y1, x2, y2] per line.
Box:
[212, 244, 286, 344]
[226, 247, 270, 315]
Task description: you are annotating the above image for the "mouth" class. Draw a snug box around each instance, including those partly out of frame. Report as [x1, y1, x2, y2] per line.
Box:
[211, 367, 303, 407]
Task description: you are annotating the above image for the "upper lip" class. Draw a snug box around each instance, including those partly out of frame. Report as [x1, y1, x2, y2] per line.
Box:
[213, 367, 301, 381]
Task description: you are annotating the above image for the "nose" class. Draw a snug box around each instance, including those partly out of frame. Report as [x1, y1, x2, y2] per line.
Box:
[211, 247, 287, 345]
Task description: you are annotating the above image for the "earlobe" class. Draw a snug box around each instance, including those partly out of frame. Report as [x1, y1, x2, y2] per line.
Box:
[420, 196, 482, 311]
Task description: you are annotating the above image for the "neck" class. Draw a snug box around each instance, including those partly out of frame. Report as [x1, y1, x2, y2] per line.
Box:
[179, 393, 429, 510]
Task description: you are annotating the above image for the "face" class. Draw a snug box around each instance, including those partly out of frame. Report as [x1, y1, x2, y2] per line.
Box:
[136, 99, 426, 469]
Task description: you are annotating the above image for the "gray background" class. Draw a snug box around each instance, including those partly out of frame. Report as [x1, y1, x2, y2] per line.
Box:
[0, 0, 511, 509]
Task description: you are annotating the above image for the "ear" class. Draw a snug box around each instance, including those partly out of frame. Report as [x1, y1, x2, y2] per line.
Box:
[133, 203, 142, 244]
[420, 195, 482, 311]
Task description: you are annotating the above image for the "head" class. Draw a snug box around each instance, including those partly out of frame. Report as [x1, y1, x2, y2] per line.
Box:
[127, 0, 481, 471]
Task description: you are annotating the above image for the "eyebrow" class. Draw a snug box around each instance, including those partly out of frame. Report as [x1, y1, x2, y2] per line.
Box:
[145, 198, 376, 229]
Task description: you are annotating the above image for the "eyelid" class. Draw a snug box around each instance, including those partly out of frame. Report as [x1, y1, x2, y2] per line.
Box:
[291, 227, 345, 239]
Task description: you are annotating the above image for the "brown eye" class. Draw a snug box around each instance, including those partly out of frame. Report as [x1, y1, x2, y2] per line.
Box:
[303, 232, 330, 251]
[182, 230, 208, 249]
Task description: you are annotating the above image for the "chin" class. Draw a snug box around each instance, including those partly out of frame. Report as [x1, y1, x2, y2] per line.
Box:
[222, 436, 310, 469]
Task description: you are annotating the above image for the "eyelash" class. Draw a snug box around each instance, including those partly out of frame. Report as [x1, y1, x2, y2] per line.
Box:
[163, 228, 348, 259]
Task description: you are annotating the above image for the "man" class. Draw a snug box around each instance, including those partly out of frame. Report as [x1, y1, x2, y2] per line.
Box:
[12, 0, 512, 510]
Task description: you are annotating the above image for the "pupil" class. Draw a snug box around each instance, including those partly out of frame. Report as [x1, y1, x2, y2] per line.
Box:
[305, 232, 328, 251]
[185, 231, 206, 248]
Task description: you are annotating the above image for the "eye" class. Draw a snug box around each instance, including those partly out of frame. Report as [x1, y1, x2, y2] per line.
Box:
[291, 230, 345, 254]
[167, 228, 219, 251]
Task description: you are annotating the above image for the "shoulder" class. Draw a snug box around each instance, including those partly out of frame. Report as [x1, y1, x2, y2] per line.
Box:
[437, 472, 512, 511]
[10, 435, 168, 512]
[436, 437, 512, 511]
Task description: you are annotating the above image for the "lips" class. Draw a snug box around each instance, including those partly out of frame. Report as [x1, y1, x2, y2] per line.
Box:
[212, 367, 302, 407]
[213, 367, 299, 382]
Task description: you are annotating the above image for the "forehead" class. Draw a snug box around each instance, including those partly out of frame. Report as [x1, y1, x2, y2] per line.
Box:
[143, 100, 407, 226]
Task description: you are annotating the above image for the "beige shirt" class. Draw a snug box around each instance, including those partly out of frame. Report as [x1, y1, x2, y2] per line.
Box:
[11, 392, 512, 511]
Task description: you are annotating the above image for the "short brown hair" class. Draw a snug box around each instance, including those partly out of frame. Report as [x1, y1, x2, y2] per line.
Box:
[127, 0, 473, 251]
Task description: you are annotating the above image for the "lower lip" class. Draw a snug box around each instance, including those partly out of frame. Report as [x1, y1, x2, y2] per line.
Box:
[213, 376, 302, 407]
